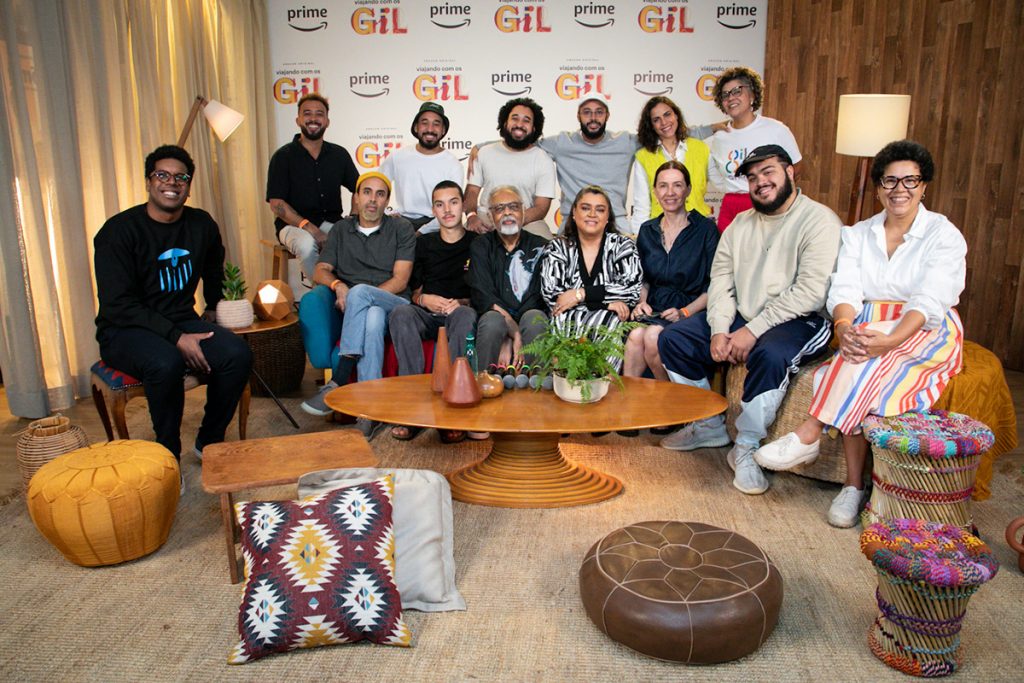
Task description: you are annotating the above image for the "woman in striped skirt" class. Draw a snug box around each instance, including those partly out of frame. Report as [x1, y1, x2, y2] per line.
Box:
[754, 140, 967, 528]
[541, 185, 642, 364]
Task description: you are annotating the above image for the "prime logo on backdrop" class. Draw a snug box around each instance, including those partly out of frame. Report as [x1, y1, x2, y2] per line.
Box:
[269, 0, 767, 200]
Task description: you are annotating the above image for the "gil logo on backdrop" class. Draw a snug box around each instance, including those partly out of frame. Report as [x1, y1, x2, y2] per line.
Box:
[638, 5, 694, 33]
[273, 75, 321, 105]
[494, 3, 551, 33]
[351, 5, 408, 35]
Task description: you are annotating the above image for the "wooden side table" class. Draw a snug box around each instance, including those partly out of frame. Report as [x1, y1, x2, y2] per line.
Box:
[201, 431, 378, 582]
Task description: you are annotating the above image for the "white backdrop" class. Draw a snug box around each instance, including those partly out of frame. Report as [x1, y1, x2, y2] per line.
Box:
[267, 0, 767, 218]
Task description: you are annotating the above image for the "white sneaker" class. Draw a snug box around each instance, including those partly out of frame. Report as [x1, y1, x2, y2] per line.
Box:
[754, 432, 820, 471]
[301, 380, 339, 417]
[660, 419, 731, 451]
[828, 486, 865, 528]
[728, 444, 769, 495]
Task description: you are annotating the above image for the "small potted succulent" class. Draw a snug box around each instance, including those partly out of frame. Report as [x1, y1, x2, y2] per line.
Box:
[521, 319, 637, 403]
[215, 261, 254, 329]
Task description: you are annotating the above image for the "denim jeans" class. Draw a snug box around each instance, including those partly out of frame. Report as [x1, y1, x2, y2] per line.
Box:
[339, 284, 409, 381]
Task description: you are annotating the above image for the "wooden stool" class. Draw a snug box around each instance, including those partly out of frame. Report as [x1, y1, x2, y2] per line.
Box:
[201, 431, 379, 583]
[90, 360, 249, 442]
[260, 238, 296, 279]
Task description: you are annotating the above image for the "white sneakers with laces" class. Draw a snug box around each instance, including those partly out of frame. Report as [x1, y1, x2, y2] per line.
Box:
[754, 432, 821, 471]
[827, 486, 865, 528]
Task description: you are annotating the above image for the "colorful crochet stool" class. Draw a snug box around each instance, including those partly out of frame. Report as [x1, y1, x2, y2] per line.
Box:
[860, 519, 998, 677]
[579, 521, 783, 663]
[862, 411, 993, 531]
[27, 440, 180, 566]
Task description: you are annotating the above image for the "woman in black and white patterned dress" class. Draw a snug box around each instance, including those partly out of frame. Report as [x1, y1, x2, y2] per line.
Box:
[540, 185, 643, 369]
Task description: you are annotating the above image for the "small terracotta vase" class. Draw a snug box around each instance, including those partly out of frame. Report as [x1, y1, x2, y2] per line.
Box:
[431, 328, 451, 393]
[1006, 516, 1024, 573]
[443, 357, 482, 408]
[478, 372, 504, 399]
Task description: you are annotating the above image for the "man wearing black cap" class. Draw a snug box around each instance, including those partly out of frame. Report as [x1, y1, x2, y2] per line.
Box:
[380, 102, 464, 233]
[657, 144, 841, 496]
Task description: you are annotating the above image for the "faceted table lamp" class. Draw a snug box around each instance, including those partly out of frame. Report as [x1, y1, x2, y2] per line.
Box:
[253, 280, 294, 321]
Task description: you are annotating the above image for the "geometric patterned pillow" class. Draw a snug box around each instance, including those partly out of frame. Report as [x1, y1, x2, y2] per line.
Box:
[228, 475, 412, 664]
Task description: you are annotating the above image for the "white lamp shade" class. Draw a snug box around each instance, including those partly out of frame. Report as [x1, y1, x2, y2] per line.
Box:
[203, 99, 244, 141]
[835, 94, 911, 157]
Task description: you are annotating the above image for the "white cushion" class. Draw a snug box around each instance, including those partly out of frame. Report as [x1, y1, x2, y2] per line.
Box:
[298, 468, 466, 612]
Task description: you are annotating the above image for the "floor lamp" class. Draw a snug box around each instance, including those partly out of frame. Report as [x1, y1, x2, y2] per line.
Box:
[176, 96, 244, 146]
[835, 94, 911, 225]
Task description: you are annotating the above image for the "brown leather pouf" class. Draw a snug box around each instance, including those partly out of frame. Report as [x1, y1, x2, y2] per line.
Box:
[579, 521, 783, 664]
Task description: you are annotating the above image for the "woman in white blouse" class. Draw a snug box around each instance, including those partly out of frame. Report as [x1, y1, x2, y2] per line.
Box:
[754, 140, 967, 528]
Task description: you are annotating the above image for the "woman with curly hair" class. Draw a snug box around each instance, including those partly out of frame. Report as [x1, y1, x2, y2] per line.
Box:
[708, 66, 802, 231]
[629, 96, 713, 233]
[754, 141, 967, 528]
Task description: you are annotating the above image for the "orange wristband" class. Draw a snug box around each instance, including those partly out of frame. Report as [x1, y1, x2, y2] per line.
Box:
[329, 279, 341, 291]
[680, 308, 691, 318]
[833, 317, 853, 328]
[298, 219, 310, 229]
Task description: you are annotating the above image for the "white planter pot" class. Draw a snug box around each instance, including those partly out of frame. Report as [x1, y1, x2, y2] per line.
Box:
[216, 299, 254, 329]
[552, 374, 610, 404]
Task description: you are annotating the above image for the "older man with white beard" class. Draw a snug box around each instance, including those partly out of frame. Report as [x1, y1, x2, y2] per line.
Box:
[656, 145, 841, 496]
[467, 186, 549, 369]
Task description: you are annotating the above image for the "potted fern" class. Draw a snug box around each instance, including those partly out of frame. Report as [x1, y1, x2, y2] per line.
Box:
[521, 319, 637, 403]
[215, 262, 254, 329]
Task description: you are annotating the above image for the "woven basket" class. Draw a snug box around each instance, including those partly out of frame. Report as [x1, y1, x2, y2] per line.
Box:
[244, 322, 305, 396]
[725, 357, 848, 483]
[16, 414, 89, 489]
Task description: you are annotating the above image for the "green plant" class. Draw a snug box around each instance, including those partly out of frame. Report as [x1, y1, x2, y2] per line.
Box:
[221, 262, 248, 301]
[521, 318, 639, 400]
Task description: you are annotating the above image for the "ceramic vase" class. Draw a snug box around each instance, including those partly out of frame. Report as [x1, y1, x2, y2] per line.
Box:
[216, 299, 254, 329]
[431, 327, 451, 393]
[478, 372, 504, 399]
[443, 357, 482, 408]
[552, 374, 610, 404]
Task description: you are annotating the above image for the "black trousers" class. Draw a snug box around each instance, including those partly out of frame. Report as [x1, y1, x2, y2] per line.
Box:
[99, 319, 253, 458]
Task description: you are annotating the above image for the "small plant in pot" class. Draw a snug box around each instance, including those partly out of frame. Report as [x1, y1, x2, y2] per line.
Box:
[215, 261, 255, 329]
[521, 318, 638, 403]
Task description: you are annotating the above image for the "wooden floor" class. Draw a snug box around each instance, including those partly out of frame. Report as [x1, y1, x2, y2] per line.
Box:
[2, 369, 1022, 501]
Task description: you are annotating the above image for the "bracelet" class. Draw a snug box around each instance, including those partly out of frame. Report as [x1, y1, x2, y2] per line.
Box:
[681, 308, 691, 318]
[298, 219, 310, 229]
[833, 317, 853, 328]
[575, 288, 584, 302]
[329, 279, 341, 291]
[466, 211, 477, 219]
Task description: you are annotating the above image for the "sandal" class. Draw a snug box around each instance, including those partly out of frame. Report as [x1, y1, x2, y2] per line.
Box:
[439, 429, 467, 444]
[390, 425, 423, 441]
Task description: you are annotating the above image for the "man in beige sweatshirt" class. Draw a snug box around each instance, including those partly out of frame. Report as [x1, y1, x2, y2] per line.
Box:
[657, 145, 841, 495]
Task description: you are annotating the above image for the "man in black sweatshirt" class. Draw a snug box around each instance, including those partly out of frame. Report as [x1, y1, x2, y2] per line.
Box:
[93, 145, 252, 463]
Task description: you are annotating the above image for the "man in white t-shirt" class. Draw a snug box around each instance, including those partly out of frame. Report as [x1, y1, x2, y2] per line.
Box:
[464, 97, 555, 239]
[380, 102, 464, 234]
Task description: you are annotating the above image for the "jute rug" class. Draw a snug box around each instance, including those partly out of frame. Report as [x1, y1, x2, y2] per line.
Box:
[2, 390, 1022, 682]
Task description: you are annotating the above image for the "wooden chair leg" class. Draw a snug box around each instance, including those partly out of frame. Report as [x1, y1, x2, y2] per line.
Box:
[91, 381, 115, 441]
[271, 248, 284, 280]
[238, 384, 250, 440]
[221, 492, 241, 583]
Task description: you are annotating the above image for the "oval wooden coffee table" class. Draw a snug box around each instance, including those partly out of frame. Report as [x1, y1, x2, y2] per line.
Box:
[326, 375, 727, 508]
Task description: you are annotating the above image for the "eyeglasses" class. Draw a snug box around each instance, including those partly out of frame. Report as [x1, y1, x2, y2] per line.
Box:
[149, 170, 192, 185]
[489, 201, 522, 214]
[721, 85, 748, 100]
[878, 175, 923, 190]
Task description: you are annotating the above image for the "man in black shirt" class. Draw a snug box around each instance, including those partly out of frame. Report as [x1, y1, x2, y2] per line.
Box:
[266, 93, 359, 286]
[468, 186, 548, 369]
[387, 181, 477, 441]
[94, 145, 252, 467]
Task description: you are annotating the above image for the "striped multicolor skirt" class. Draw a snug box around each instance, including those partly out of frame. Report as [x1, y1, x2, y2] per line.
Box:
[808, 301, 963, 435]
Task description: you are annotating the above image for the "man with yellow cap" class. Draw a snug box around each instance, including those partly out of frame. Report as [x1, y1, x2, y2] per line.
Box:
[298, 171, 416, 437]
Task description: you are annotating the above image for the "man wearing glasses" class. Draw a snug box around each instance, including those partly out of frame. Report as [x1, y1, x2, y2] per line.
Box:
[93, 144, 252, 469]
[468, 186, 548, 369]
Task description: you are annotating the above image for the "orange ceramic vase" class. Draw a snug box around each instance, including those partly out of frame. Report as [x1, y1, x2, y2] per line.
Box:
[431, 327, 451, 393]
[443, 357, 482, 408]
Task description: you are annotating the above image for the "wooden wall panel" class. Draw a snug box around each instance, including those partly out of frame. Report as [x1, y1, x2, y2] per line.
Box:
[763, 0, 1024, 369]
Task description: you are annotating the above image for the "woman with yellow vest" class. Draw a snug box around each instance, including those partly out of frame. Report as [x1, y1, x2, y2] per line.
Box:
[629, 96, 711, 234]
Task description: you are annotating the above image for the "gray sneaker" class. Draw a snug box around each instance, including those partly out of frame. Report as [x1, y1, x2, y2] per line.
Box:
[355, 417, 384, 441]
[727, 444, 769, 495]
[827, 486, 866, 528]
[659, 419, 731, 451]
[301, 380, 339, 417]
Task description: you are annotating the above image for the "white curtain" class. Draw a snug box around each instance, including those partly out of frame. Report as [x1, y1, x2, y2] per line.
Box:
[0, 0, 274, 418]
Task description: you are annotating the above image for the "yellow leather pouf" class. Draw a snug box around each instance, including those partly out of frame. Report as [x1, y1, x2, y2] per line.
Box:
[27, 440, 180, 567]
